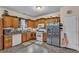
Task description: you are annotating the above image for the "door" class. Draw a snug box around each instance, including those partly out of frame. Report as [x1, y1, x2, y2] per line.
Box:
[47, 27, 52, 45]
[51, 23, 60, 46]
[3, 16, 12, 28]
[63, 16, 78, 50]
[13, 17, 19, 28]
[0, 36, 3, 50]
[22, 33, 27, 42]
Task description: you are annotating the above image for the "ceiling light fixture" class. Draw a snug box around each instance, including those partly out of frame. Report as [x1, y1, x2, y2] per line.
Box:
[36, 6, 42, 10]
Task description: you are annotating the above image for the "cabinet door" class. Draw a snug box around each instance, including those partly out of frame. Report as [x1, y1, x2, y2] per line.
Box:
[8, 39, 12, 47]
[32, 32, 36, 40]
[13, 18, 19, 28]
[26, 32, 31, 41]
[43, 32, 47, 42]
[4, 38, 9, 49]
[3, 16, 12, 28]
[22, 33, 27, 42]
[0, 36, 3, 50]
[4, 35, 12, 49]
[0, 20, 3, 50]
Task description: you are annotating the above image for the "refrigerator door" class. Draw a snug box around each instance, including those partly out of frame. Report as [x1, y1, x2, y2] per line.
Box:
[51, 36, 60, 46]
[51, 23, 60, 46]
[47, 37, 52, 45]
[47, 28, 52, 45]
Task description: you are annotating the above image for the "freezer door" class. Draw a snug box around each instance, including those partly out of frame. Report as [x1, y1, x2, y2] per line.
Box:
[51, 37, 60, 46]
[47, 37, 52, 45]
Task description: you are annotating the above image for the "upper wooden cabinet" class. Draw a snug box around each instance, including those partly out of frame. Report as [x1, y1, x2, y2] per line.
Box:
[36, 18, 45, 24]
[3, 16, 20, 28]
[3, 16, 13, 28]
[12, 17, 19, 28]
[45, 17, 60, 26]
[27, 20, 37, 28]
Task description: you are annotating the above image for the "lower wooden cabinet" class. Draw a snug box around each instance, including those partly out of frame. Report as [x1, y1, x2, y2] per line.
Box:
[22, 32, 36, 43]
[31, 32, 36, 40]
[4, 35, 12, 49]
[22, 33, 27, 43]
[43, 32, 47, 42]
[0, 37, 3, 50]
[0, 20, 3, 50]
[26, 32, 31, 41]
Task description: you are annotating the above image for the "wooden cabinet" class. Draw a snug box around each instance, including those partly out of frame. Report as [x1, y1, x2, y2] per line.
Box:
[12, 17, 19, 28]
[0, 37, 3, 50]
[43, 32, 47, 42]
[3, 16, 20, 28]
[22, 32, 34, 43]
[27, 20, 37, 28]
[26, 32, 31, 41]
[36, 18, 45, 25]
[22, 33, 27, 43]
[30, 32, 36, 40]
[45, 17, 60, 26]
[3, 16, 13, 28]
[27, 20, 32, 28]
[0, 20, 3, 50]
[4, 35, 12, 49]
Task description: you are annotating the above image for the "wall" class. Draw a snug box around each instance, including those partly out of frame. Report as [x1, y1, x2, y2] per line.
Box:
[0, 7, 31, 19]
[32, 12, 60, 20]
[60, 6, 79, 49]
[60, 6, 79, 16]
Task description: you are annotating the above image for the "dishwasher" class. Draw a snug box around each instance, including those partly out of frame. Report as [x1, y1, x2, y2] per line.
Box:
[12, 34, 21, 46]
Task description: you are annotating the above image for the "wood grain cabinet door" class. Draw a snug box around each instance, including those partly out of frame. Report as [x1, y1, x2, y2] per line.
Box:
[0, 36, 3, 50]
[4, 35, 12, 49]
[26, 32, 31, 41]
[8, 38, 12, 47]
[43, 32, 47, 42]
[32, 32, 36, 40]
[22, 33, 27, 43]
[4, 37, 9, 49]
[0, 20, 3, 50]
[3, 16, 13, 28]
[12, 17, 19, 28]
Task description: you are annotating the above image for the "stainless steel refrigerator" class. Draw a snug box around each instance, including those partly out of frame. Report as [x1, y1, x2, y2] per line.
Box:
[47, 22, 60, 47]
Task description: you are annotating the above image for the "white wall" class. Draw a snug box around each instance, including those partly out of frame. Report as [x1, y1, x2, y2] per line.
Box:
[60, 6, 79, 49]
[60, 6, 79, 16]
[32, 12, 60, 20]
[0, 7, 31, 19]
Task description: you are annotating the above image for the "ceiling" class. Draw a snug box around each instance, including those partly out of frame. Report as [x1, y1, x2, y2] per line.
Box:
[2, 6, 62, 17]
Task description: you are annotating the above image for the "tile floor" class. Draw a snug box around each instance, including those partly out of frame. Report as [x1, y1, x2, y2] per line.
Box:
[0, 40, 79, 53]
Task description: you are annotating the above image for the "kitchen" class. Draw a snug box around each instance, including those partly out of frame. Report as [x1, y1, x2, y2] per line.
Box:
[0, 6, 79, 53]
